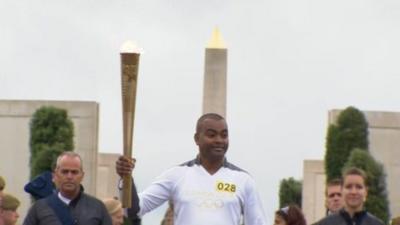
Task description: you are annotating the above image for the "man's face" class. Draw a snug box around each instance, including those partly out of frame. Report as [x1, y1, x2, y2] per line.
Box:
[0, 209, 19, 225]
[326, 185, 343, 213]
[343, 175, 367, 211]
[53, 155, 84, 198]
[195, 118, 229, 162]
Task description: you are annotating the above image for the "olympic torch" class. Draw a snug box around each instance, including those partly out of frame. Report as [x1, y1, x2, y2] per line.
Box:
[120, 41, 140, 208]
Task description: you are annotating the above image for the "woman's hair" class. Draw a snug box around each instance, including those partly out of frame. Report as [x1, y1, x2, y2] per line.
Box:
[275, 204, 306, 225]
[102, 197, 122, 215]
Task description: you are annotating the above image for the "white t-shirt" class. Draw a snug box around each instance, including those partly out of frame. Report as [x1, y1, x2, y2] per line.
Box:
[138, 158, 267, 225]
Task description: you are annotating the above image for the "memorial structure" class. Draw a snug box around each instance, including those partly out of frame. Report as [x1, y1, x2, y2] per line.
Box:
[202, 28, 227, 117]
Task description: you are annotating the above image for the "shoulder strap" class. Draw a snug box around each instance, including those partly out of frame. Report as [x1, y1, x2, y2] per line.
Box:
[46, 194, 75, 225]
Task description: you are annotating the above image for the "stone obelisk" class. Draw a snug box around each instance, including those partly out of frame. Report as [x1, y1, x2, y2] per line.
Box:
[202, 28, 227, 117]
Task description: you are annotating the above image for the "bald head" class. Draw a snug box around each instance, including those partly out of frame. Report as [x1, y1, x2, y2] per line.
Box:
[55, 151, 83, 171]
[196, 113, 226, 133]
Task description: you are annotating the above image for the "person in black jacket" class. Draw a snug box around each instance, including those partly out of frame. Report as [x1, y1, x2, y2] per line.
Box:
[23, 152, 112, 225]
[324, 178, 344, 215]
[316, 167, 384, 225]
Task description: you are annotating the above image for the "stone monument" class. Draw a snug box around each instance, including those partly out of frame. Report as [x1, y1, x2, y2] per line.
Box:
[202, 28, 227, 117]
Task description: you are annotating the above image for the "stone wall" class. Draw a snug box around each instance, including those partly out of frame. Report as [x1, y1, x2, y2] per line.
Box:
[96, 153, 120, 200]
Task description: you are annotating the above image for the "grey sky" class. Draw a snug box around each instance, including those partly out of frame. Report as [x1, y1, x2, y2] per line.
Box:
[2, 0, 400, 223]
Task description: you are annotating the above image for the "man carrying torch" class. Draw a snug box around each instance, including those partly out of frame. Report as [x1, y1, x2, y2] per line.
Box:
[116, 113, 268, 225]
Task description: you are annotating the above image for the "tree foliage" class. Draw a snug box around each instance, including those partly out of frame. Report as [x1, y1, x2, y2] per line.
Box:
[279, 177, 302, 208]
[30, 106, 74, 179]
[325, 106, 369, 181]
[344, 149, 389, 224]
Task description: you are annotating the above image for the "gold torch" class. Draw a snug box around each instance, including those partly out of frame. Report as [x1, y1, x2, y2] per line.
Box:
[120, 41, 140, 208]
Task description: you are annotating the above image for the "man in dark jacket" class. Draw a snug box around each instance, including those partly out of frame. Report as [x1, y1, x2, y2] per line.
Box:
[324, 178, 344, 215]
[23, 152, 112, 225]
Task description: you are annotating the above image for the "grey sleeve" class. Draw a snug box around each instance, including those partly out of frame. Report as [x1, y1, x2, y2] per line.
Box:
[23, 204, 38, 225]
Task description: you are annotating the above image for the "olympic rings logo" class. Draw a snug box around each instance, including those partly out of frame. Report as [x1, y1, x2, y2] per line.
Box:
[196, 198, 225, 209]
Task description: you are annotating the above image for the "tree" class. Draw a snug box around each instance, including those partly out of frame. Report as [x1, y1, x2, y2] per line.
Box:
[325, 106, 369, 181]
[279, 177, 302, 208]
[344, 149, 389, 224]
[30, 106, 74, 179]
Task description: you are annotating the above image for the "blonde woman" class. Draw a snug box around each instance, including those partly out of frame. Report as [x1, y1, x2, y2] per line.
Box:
[103, 198, 124, 225]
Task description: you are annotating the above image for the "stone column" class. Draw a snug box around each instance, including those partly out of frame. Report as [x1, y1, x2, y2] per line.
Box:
[302, 160, 326, 224]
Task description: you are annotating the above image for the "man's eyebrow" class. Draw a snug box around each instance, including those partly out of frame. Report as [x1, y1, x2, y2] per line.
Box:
[205, 129, 228, 133]
[205, 128, 217, 132]
[61, 169, 79, 171]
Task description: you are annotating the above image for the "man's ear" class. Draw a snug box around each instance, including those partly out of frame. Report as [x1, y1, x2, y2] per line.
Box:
[194, 133, 199, 145]
[52, 171, 59, 188]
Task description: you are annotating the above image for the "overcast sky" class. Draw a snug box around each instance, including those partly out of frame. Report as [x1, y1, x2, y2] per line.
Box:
[2, 0, 400, 223]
